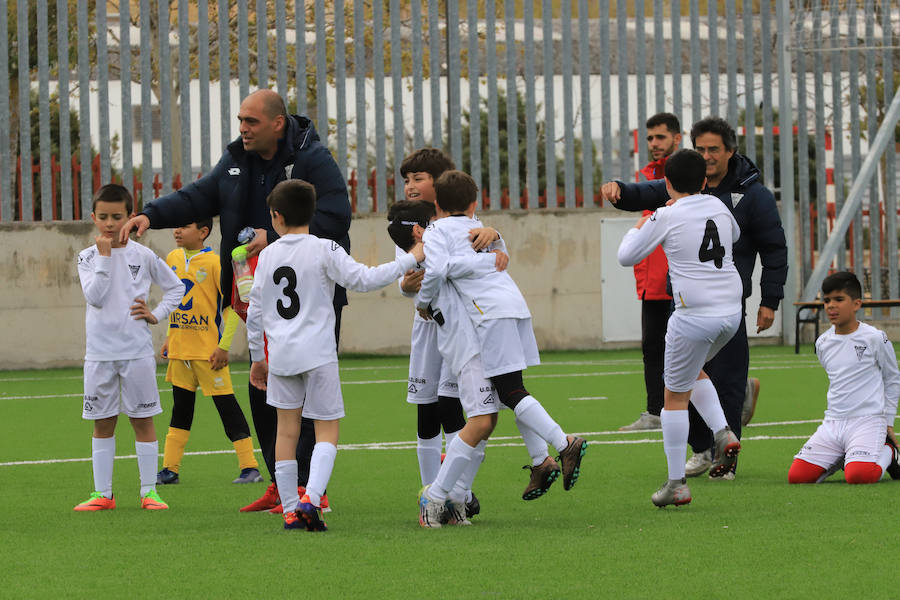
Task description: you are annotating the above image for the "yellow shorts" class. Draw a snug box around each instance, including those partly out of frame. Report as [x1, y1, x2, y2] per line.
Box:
[166, 359, 234, 397]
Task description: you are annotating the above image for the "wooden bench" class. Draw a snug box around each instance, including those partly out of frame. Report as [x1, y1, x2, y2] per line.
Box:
[793, 299, 900, 353]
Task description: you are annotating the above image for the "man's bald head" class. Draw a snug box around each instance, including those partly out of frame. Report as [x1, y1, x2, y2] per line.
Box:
[247, 89, 288, 120]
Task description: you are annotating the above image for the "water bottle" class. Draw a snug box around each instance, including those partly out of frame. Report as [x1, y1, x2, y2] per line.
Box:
[231, 245, 254, 303]
[237, 226, 256, 245]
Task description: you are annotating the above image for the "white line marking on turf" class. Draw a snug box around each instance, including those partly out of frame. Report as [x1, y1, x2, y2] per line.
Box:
[569, 396, 608, 401]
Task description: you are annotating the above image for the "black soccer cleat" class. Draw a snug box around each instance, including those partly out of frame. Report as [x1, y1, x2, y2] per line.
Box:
[885, 435, 900, 480]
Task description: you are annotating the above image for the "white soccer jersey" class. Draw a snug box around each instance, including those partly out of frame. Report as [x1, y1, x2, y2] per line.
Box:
[815, 322, 900, 421]
[77, 240, 183, 361]
[247, 233, 418, 376]
[617, 193, 742, 317]
[417, 215, 529, 323]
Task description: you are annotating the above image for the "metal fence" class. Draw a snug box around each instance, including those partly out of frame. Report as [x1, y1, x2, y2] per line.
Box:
[2, 1, 900, 308]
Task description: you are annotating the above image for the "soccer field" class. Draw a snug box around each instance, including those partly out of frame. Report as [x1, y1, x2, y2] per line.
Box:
[2, 346, 899, 599]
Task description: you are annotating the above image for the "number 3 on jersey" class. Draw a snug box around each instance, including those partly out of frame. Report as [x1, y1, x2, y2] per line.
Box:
[698, 219, 725, 268]
[274, 266, 300, 319]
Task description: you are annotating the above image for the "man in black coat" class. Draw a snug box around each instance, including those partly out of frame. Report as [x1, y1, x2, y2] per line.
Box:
[121, 89, 351, 509]
[601, 116, 788, 479]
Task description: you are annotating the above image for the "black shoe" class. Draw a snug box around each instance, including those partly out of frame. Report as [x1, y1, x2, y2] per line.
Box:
[465, 492, 480, 518]
[886, 436, 900, 480]
[157, 468, 179, 484]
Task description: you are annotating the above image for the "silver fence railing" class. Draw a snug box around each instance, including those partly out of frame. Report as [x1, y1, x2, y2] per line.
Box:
[1, 1, 899, 319]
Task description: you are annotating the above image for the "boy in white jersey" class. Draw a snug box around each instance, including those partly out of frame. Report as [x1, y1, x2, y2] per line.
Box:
[247, 179, 424, 531]
[74, 184, 183, 511]
[617, 149, 743, 507]
[415, 171, 587, 527]
[788, 271, 900, 484]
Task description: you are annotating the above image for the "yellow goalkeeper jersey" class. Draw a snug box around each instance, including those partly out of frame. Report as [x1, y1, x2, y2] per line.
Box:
[166, 247, 223, 360]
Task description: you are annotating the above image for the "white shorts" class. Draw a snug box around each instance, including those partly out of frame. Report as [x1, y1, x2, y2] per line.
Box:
[794, 415, 889, 468]
[457, 356, 500, 418]
[664, 311, 741, 393]
[82, 357, 163, 419]
[407, 320, 459, 404]
[475, 317, 540, 378]
[266, 362, 345, 420]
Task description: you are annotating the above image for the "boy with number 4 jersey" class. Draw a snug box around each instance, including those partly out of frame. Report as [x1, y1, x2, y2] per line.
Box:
[246, 179, 425, 531]
[788, 271, 900, 484]
[74, 184, 183, 511]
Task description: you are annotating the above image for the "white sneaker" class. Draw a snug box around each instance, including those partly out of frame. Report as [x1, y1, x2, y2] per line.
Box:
[685, 449, 713, 477]
[619, 412, 662, 431]
[418, 485, 447, 529]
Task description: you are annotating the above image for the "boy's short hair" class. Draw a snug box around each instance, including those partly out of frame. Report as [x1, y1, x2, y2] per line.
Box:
[267, 179, 316, 227]
[399, 148, 456, 180]
[434, 170, 478, 214]
[92, 183, 133, 214]
[690, 116, 738, 152]
[664, 149, 707, 194]
[196, 218, 213, 240]
[646, 112, 681, 134]
[387, 200, 435, 251]
[822, 271, 862, 300]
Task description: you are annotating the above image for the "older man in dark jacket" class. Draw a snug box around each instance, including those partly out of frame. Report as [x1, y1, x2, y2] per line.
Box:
[121, 89, 351, 510]
[602, 116, 788, 480]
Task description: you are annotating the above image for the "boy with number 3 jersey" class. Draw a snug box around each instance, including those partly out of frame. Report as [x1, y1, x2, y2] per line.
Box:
[246, 179, 424, 531]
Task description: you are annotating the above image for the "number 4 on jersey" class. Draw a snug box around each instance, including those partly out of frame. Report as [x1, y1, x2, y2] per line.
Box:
[698, 219, 725, 269]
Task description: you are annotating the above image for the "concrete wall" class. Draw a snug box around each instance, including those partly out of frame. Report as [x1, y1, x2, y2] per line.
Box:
[0, 209, 624, 370]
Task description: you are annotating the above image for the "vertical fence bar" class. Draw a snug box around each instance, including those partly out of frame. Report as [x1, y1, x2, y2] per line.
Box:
[795, 6, 811, 285]
[335, 0, 347, 177]
[119, 0, 133, 200]
[373, 0, 386, 208]
[865, 0, 881, 304]
[634, 1, 647, 174]
[725, 0, 737, 125]
[0, 0, 9, 221]
[542, 0, 556, 205]
[524, 0, 538, 207]
[411, 1, 424, 150]
[315, 0, 328, 138]
[257, 0, 268, 86]
[18, 0, 33, 219]
[354, 0, 368, 210]
[178, 0, 192, 180]
[708, 0, 718, 117]
[561, 0, 574, 207]
[653, 0, 664, 111]
[276, 0, 287, 100]
[57, 0, 71, 219]
[505, 0, 519, 207]
[140, 0, 153, 207]
[295, 1, 307, 115]
[219, 0, 232, 151]
[158, 0, 173, 194]
[689, 0, 701, 125]
[37, 0, 52, 218]
[883, 0, 898, 311]
[599, 0, 613, 190]
[428, 0, 442, 146]
[198, 1, 211, 174]
[390, 0, 403, 202]
[578, 0, 592, 205]
[813, 1, 827, 262]
[467, 0, 482, 192]
[742, 0, 755, 163]
[447, 0, 462, 166]
[239, 1, 249, 99]
[670, 0, 682, 120]
[776, 0, 797, 343]
[486, 0, 501, 209]
[97, 0, 110, 184]
[830, 1, 845, 270]
[616, 0, 629, 178]
[77, 0, 91, 216]
[760, 0, 774, 190]
[847, 4, 863, 281]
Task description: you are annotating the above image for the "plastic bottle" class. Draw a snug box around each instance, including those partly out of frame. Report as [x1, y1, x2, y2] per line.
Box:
[231, 245, 254, 303]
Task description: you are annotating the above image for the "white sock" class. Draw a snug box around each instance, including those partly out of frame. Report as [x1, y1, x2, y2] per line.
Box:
[445, 429, 459, 449]
[416, 434, 443, 486]
[661, 409, 689, 480]
[515, 416, 550, 466]
[457, 439, 486, 499]
[275, 459, 300, 512]
[513, 396, 568, 453]
[689, 379, 729, 435]
[877, 444, 893, 477]
[305, 442, 337, 507]
[92, 436, 116, 498]
[135, 440, 158, 497]
[429, 435, 475, 503]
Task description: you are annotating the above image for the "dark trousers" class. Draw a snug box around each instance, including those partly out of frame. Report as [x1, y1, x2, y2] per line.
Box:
[688, 316, 748, 453]
[249, 303, 343, 485]
[641, 299, 672, 416]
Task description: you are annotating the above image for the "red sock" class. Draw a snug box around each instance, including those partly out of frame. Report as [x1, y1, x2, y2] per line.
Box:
[844, 461, 882, 484]
[788, 459, 825, 484]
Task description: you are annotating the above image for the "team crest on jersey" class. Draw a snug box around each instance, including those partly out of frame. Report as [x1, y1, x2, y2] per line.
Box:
[196, 268, 208, 283]
[649, 211, 658, 221]
[854, 344, 867, 360]
[128, 264, 141, 280]
[482, 394, 495, 405]
[228, 167, 240, 176]
[883, 332, 890, 344]
[330, 241, 341, 251]
[408, 383, 418, 393]
[730, 193, 745, 208]
[78, 250, 95, 266]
